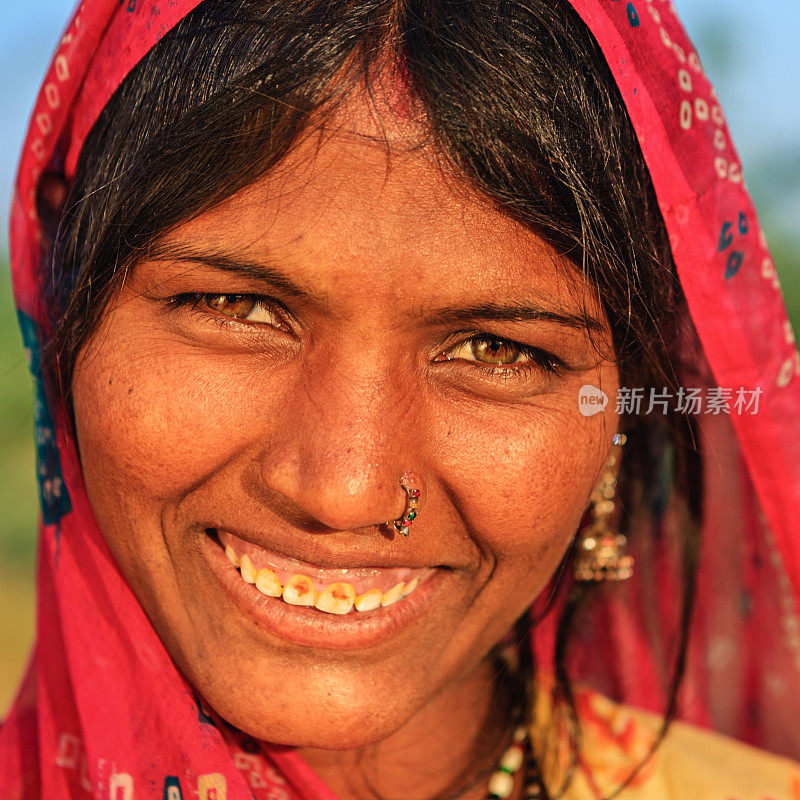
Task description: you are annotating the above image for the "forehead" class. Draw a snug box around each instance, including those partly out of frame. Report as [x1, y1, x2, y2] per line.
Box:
[153, 87, 602, 321]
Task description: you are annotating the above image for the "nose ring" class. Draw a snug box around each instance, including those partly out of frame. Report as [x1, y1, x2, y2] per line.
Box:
[391, 479, 421, 537]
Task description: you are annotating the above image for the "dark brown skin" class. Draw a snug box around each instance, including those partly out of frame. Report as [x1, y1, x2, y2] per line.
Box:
[71, 90, 620, 800]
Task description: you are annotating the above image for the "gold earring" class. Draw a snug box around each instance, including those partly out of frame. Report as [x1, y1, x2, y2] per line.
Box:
[574, 433, 633, 582]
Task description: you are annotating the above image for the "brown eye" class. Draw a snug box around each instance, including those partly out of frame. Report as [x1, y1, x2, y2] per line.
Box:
[203, 294, 281, 325]
[438, 335, 532, 367]
[470, 335, 524, 365]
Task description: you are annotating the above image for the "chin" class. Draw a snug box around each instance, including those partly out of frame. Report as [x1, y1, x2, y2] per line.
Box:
[197, 668, 414, 750]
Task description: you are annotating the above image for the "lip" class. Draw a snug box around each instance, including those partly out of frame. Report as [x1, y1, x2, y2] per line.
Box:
[202, 530, 449, 651]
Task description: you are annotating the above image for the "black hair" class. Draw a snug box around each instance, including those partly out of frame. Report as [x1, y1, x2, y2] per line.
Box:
[40, 1, 703, 797]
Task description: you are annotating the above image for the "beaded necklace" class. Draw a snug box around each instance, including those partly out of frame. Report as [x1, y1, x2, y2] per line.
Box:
[486, 727, 545, 800]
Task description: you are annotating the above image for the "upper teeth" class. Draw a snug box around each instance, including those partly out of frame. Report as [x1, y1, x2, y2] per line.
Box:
[282, 574, 316, 607]
[254, 568, 282, 598]
[354, 588, 382, 612]
[224, 542, 423, 614]
[380, 582, 406, 607]
[240, 554, 257, 584]
[315, 582, 356, 615]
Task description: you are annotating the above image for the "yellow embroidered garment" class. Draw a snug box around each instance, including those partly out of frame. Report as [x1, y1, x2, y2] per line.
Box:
[533, 679, 800, 799]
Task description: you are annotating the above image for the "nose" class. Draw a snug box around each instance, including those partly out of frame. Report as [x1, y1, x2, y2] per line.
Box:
[258, 351, 421, 532]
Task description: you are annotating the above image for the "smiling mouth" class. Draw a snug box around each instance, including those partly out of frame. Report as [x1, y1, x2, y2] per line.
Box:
[214, 529, 432, 616]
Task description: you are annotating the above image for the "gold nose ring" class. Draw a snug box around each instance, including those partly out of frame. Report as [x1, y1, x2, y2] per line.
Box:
[391, 479, 421, 537]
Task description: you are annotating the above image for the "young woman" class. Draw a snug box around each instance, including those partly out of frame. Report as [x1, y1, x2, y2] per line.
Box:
[2, 1, 799, 798]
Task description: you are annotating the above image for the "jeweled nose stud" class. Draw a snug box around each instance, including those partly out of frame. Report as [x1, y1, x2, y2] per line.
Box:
[391, 479, 421, 538]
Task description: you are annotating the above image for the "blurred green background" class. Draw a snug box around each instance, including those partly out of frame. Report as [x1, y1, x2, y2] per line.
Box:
[1, 2, 799, 714]
[0, 260, 37, 710]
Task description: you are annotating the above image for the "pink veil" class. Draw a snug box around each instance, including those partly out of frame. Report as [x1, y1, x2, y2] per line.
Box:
[552, 0, 800, 760]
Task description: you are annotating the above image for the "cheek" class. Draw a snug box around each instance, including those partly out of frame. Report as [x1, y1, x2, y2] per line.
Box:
[71, 322, 289, 503]
[429, 388, 616, 585]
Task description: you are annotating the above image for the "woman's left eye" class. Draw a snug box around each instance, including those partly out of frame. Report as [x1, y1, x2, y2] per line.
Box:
[452, 335, 527, 365]
[438, 334, 563, 375]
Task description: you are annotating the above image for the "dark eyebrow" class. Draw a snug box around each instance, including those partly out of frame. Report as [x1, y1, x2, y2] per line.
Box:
[146, 242, 324, 304]
[146, 243, 602, 331]
[422, 301, 604, 332]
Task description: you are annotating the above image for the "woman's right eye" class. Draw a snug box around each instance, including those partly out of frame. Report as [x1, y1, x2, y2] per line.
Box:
[203, 293, 279, 323]
[166, 292, 287, 329]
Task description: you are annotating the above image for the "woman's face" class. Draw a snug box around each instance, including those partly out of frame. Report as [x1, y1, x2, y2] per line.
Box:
[71, 94, 619, 750]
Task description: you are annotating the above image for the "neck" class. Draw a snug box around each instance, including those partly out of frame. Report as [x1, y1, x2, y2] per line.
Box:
[298, 655, 518, 800]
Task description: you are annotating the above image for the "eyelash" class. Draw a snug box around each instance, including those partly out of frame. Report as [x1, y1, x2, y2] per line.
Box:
[164, 292, 292, 332]
[163, 292, 566, 378]
[461, 343, 565, 379]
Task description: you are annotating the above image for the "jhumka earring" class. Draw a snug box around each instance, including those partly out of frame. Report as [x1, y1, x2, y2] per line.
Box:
[391, 477, 422, 538]
[574, 432, 634, 581]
